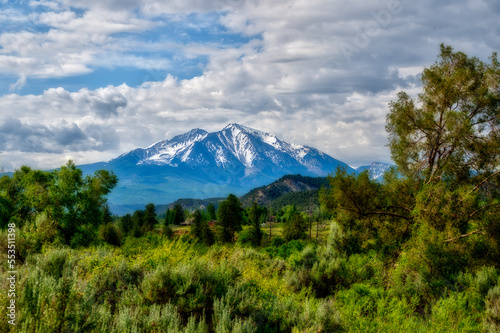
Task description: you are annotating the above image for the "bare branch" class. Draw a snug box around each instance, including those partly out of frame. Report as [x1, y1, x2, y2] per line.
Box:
[443, 228, 485, 243]
[469, 169, 500, 194]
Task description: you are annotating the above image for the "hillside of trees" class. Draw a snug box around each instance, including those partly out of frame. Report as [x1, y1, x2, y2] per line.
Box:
[239, 174, 330, 207]
[1, 44, 499, 332]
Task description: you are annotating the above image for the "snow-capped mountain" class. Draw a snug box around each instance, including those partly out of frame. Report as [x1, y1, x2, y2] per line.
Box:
[356, 162, 394, 180]
[113, 123, 351, 178]
[79, 123, 355, 212]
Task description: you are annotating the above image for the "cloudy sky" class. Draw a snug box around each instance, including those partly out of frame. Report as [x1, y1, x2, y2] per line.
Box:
[0, 0, 498, 171]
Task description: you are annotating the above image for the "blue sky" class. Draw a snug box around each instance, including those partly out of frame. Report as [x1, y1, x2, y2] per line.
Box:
[0, 3, 253, 95]
[0, 0, 499, 171]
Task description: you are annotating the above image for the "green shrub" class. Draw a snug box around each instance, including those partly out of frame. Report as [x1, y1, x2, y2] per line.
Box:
[484, 285, 500, 332]
[99, 222, 122, 247]
[430, 292, 482, 332]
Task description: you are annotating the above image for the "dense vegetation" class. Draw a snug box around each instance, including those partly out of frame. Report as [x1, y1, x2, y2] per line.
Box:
[1, 44, 500, 332]
[240, 175, 329, 207]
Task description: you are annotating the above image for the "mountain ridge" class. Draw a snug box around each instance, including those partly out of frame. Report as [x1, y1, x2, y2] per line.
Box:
[77, 123, 391, 214]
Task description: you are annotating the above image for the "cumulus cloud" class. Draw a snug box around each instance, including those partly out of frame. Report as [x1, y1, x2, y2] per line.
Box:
[0, 115, 121, 154]
[0, 0, 498, 171]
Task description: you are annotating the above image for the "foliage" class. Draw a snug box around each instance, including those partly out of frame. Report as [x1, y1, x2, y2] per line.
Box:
[0, 161, 117, 247]
[217, 194, 244, 243]
[99, 222, 122, 247]
[207, 203, 217, 221]
[143, 203, 158, 232]
[247, 202, 265, 246]
[2, 240, 346, 332]
[191, 209, 215, 246]
[118, 213, 133, 236]
[169, 204, 185, 225]
[387, 44, 500, 183]
[269, 189, 321, 212]
[484, 285, 500, 332]
[283, 213, 307, 242]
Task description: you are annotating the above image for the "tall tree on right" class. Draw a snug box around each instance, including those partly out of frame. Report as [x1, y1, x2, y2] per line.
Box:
[386, 44, 500, 184]
[322, 45, 500, 273]
[386, 45, 500, 257]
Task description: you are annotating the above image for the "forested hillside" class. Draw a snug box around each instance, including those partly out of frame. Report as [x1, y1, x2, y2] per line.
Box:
[240, 174, 329, 207]
[0, 45, 499, 332]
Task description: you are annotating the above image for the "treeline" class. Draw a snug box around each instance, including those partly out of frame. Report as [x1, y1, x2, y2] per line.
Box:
[0, 161, 117, 251]
[109, 195, 318, 248]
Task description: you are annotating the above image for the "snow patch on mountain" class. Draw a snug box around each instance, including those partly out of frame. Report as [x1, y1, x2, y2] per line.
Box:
[117, 123, 351, 178]
[356, 162, 394, 180]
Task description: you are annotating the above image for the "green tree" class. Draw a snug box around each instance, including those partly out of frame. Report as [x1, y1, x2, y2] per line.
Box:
[320, 168, 414, 256]
[102, 204, 113, 225]
[248, 202, 264, 246]
[131, 209, 144, 238]
[0, 195, 13, 229]
[99, 222, 122, 246]
[217, 194, 243, 243]
[207, 203, 217, 220]
[0, 166, 52, 228]
[200, 220, 215, 246]
[387, 45, 500, 264]
[162, 222, 173, 238]
[191, 209, 214, 246]
[143, 203, 157, 232]
[321, 45, 500, 267]
[280, 205, 298, 223]
[190, 209, 203, 240]
[387, 44, 500, 184]
[170, 204, 184, 225]
[0, 161, 118, 247]
[119, 213, 133, 236]
[50, 162, 118, 246]
[283, 213, 307, 242]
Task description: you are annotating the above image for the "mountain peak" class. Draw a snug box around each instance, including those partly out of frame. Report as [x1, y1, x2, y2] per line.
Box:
[223, 123, 241, 129]
[222, 123, 253, 132]
[115, 124, 353, 179]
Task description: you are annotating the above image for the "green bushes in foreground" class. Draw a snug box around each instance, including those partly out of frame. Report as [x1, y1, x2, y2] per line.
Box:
[0, 238, 344, 332]
[2, 231, 500, 332]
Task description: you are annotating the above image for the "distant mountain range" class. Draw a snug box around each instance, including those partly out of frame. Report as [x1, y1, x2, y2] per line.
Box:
[78, 123, 392, 214]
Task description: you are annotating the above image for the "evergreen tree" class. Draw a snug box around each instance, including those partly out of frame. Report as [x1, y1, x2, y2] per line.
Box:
[190, 209, 203, 240]
[200, 220, 215, 246]
[191, 209, 214, 246]
[143, 203, 157, 232]
[119, 213, 133, 236]
[207, 203, 217, 220]
[283, 213, 307, 242]
[99, 222, 121, 246]
[217, 194, 243, 243]
[164, 209, 171, 224]
[102, 204, 113, 225]
[248, 202, 264, 247]
[131, 209, 144, 238]
[171, 204, 184, 225]
[162, 222, 173, 238]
